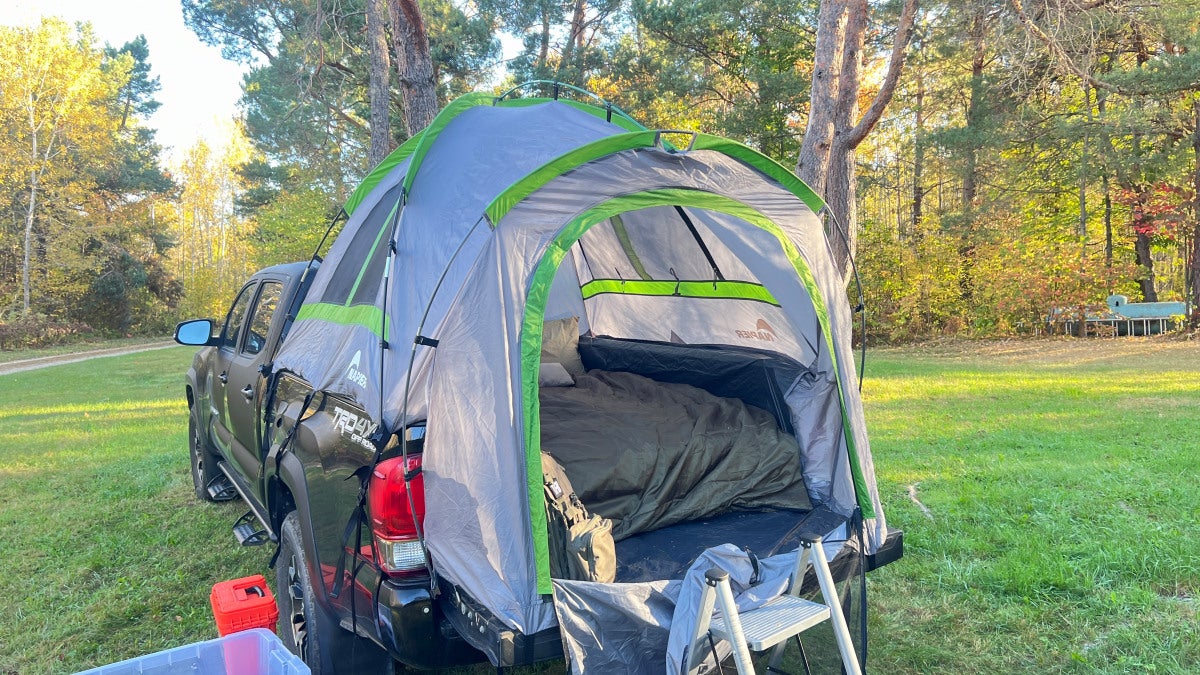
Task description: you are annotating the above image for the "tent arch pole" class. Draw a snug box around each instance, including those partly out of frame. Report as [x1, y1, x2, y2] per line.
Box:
[518, 188, 873, 595]
[494, 80, 642, 130]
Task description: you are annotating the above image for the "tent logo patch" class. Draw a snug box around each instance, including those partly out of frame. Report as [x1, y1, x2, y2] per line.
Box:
[346, 350, 369, 388]
[736, 319, 776, 342]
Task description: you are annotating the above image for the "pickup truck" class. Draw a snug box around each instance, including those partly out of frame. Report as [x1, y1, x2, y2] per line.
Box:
[175, 261, 903, 674]
[175, 261, 485, 673]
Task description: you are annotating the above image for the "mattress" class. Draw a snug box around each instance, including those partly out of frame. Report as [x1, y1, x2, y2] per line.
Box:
[539, 369, 810, 540]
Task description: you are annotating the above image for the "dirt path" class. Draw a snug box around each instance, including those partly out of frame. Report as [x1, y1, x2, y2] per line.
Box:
[0, 341, 177, 376]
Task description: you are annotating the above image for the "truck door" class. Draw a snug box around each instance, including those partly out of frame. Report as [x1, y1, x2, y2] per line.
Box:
[210, 282, 257, 457]
[225, 280, 284, 489]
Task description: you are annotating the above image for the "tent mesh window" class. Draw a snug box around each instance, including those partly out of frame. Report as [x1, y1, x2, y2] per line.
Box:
[319, 183, 403, 306]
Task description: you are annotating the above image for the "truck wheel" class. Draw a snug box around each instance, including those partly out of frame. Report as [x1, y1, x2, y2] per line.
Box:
[189, 414, 223, 502]
[276, 512, 393, 674]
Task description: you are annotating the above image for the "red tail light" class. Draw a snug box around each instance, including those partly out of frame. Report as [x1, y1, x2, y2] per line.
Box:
[367, 454, 427, 577]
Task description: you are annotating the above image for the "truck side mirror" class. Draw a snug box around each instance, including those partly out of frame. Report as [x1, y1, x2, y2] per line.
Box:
[175, 319, 217, 346]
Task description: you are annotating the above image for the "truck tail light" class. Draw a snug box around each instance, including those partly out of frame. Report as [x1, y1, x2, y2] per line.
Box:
[367, 454, 427, 578]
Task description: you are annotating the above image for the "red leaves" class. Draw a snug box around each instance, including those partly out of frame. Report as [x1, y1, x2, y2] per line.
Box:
[1116, 182, 1194, 242]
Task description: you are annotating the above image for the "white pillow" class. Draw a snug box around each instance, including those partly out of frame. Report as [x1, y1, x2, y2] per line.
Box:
[541, 316, 586, 376]
[538, 362, 575, 387]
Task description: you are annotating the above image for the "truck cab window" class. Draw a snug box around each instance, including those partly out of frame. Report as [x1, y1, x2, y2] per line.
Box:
[244, 282, 283, 356]
[222, 284, 255, 350]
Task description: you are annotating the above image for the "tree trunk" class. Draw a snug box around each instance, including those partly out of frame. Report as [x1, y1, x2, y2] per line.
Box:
[1134, 229, 1158, 302]
[560, 0, 587, 81]
[388, 0, 439, 136]
[1190, 96, 1200, 324]
[538, 9, 551, 71]
[824, 1, 869, 270]
[22, 168, 38, 314]
[1130, 25, 1157, 300]
[367, 0, 392, 164]
[1103, 176, 1113, 265]
[1078, 80, 1091, 261]
[910, 65, 925, 238]
[962, 7, 986, 212]
[1098, 87, 1113, 265]
[796, 1, 848, 203]
[958, 7, 987, 305]
[796, 0, 918, 279]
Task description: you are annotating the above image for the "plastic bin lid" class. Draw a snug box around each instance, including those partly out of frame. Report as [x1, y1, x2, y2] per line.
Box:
[76, 628, 310, 675]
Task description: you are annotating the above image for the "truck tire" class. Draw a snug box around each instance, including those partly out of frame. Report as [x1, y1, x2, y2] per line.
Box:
[189, 414, 224, 502]
[276, 511, 394, 674]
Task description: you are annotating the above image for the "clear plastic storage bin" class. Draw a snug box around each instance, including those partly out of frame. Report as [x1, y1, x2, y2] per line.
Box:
[77, 628, 309, 675]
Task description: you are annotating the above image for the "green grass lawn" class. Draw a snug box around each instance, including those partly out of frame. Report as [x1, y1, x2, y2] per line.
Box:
[0, 340, 1196, 673]
[865, 339, 1199, 674]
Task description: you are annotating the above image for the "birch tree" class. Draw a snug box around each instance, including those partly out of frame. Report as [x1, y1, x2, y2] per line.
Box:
[0, 19, 123, 314]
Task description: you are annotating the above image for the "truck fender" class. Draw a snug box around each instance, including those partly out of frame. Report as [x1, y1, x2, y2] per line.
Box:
[270, 451, 330, 604]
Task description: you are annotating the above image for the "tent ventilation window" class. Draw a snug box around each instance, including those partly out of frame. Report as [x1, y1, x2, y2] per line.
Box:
[674, 206, 724, 282]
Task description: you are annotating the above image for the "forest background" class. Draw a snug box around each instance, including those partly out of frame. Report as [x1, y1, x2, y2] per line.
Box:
[2, 0, 1200, 348]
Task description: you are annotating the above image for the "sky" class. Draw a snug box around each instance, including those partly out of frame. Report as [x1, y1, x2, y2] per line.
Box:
[1, 0, 248, 163]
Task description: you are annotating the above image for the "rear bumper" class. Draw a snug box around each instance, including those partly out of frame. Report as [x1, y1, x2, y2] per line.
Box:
[374, 579, 485, 669]
[375, 528, 902, 669]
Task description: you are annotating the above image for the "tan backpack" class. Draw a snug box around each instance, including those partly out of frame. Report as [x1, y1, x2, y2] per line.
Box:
[541, 453, 616, 583]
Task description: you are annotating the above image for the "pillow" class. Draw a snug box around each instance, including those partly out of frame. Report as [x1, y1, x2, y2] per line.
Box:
[541, 316, 586, 376]
[538, 362, 575, 387]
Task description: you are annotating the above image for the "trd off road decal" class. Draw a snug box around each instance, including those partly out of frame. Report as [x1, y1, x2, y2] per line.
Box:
[332, 406, 378, 450]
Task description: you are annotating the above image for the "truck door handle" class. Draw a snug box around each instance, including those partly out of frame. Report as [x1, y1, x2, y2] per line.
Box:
[241, 385, 254, 400]
[218, 372, 228, 384]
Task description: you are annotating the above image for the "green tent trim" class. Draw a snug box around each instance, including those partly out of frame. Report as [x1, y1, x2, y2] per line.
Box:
[296, 302, 389, 340]
[580, 279, 780, 306]
[486, 132, 826, 227]
[344, 135, 422, 217]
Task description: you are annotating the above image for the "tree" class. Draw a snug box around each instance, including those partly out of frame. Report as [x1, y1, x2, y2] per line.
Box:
[0, 21, 179, 333]
[80, 36, 179, 332]
[796, 0, 918, 279]
[0, 19, 122, 314]
[618, 0, 819, 161]
[388, 0, 440, 134]
[367, 0, 394, 166]
[184, 0, 497, 188]
[167, 130, 258, 318]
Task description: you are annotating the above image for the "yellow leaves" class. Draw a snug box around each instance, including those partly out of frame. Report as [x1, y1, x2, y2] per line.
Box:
[167, 124, 259, 317]
[0, 18, 124, 165]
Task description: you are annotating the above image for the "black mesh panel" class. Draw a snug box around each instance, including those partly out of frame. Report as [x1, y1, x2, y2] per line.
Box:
[319, 183, 403, 306]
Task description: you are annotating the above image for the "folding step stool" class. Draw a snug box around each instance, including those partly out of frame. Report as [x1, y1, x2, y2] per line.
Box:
[683, 511, 862, 675]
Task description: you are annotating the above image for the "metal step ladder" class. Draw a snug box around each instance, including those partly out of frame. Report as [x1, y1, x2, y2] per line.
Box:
[684, 521, 862, 675]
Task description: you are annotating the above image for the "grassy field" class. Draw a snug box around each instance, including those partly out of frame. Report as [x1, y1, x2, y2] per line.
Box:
[0, 340, 1196, 673]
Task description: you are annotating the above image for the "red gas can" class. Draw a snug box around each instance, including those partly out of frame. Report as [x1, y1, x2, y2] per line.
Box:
[210, 574, 280, 636]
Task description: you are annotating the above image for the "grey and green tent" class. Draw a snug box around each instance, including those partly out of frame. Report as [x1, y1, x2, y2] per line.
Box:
[272, 88, 889, 668]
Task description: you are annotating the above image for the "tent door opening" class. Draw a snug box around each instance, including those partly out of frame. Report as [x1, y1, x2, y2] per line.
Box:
[534, 203, 833, 584]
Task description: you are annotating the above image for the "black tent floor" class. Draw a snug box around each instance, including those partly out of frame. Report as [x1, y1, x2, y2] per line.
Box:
[613, 508, 812, 583]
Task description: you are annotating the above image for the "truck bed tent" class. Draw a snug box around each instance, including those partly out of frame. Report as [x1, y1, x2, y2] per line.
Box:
[272, 87, 889, 670]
